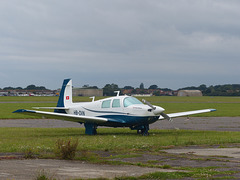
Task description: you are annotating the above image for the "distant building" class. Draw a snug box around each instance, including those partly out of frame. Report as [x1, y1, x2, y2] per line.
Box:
[177, 90, 203, 97]
[133, 94, 152, 97]
[73, 88, 103, 96]
[0, 91, 8, 96]
[0, 89, 57, 96]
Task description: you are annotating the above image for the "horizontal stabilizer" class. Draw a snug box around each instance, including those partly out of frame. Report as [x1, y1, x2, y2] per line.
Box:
[13, 109, 108, 124]
[159, 109, 216, 120]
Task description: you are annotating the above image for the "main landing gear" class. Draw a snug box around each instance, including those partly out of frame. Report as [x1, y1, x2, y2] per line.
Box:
[84, 123, 97, 135]
[84, 123, 150, 136]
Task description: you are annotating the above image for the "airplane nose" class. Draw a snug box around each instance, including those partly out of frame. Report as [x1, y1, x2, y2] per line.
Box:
[153, 106, 165, 115]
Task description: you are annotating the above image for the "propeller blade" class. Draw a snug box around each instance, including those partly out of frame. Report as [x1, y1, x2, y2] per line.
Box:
[160, 112, 173, 122]
[142, 99, 156, 110]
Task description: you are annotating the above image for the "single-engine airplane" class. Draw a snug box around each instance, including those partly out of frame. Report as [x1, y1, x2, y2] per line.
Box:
[13, 79, 216, 135]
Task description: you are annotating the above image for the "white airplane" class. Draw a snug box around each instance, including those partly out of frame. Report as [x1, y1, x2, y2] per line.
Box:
[14, 79, 216, 135]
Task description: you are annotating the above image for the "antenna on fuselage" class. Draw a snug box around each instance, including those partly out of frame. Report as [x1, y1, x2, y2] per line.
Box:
[114, 91, 120, 96]
[90, 96, 95, 102]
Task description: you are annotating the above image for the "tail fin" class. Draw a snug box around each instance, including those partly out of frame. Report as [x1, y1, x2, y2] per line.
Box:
[54, 79, 73, 113]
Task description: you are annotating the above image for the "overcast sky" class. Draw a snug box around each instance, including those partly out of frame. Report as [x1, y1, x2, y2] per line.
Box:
[1, 0, 240, 90]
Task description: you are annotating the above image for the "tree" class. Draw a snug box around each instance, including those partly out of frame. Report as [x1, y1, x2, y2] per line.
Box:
[148, 85, 158, 89]
[123, 86, 134, 89]
[82, 85, 98, 89]
[103, 83, 120, 96]
[82, 85, 89, 88]
[25, 85, 47, 90]
[3, 87, 15, 90]
[140, 83, 144, 89]
[153, 91, 161, 96]
[26, 85, 36, 90]
[198, 84, 207, 91]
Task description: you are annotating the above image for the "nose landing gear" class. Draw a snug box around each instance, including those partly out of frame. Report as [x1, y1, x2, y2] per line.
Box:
[136, 125, 149, 136]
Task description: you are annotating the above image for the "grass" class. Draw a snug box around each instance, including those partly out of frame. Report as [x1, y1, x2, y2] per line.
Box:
[0, 127, 240, 153]
[1, 96, 240, 118]
[116, 169, 236, 180]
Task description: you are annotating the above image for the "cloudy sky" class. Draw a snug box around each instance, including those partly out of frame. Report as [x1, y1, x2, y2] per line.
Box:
[0, 0, 240, 90]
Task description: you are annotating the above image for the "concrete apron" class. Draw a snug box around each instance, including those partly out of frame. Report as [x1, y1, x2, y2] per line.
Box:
[164, 148, 240, 158]
[0, 159, 183, 180]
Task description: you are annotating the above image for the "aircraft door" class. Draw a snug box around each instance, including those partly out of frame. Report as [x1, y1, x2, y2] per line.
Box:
[112, 99, 123, 112]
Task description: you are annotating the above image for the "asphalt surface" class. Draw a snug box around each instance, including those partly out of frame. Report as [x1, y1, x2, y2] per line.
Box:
[0, 159, 181, 180]
[0, 117, 240, 179]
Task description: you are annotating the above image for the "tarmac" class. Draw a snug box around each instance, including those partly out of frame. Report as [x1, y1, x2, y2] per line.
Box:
[0, 117, 240, 131]
[0, 117, 240, 179]
[0, 159, 181, 180]
[165, 147, 240, 158]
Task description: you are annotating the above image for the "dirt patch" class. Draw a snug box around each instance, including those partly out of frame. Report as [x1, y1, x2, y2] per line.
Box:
[1, 145, 240, 179]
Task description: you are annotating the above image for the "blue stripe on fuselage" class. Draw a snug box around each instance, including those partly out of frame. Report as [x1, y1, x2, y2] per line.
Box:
[82, 107, 127, 115]
[97, 115, 159, 127]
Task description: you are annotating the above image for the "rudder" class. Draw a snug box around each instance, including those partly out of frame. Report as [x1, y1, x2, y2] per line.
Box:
[55, 79, 73, 113]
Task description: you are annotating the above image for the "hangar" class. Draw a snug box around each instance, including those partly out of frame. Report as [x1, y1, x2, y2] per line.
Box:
[177, 90, 202, 97]
[73, 88, 103, 96]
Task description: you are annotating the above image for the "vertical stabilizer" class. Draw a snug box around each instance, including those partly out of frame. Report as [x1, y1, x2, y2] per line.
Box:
[55, 79, 73, 113]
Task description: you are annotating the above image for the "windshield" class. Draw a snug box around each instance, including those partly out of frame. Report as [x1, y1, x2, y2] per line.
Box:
[123, 97, 143, 107]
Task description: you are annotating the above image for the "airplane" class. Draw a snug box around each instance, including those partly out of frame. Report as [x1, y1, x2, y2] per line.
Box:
[13, 79, 216, 135]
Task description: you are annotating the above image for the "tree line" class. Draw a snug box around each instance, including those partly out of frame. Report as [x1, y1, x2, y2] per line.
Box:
[0, 85, 48, 91]
[103, 83, 240, 96]
[179, 84, 240, 96]
[1, 83, 240, 96]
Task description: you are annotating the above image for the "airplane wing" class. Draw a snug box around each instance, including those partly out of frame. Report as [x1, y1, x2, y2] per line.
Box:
[33, 107, 69, 110]
[158, 109, 216, 120]
[13, 109, 108, 124]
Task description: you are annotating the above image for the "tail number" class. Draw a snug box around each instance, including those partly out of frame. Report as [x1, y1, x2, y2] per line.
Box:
[74, 110, 85, 116]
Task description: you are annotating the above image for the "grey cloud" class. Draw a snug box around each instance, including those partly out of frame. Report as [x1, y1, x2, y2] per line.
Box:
[0, 0, 240, 89]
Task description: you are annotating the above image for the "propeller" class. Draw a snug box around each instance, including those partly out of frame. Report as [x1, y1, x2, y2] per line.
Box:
[160, 112, 172, 122]
[142, 99, 156, 110]
[142, 99, 172, 122]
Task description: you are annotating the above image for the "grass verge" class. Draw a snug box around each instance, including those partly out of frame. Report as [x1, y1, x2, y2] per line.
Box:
[1, 96, 240, 118]
[0, 127, 240, 153]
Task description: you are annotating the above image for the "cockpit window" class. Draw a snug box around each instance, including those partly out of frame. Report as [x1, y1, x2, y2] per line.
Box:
[123, 97, 143, 107]
[112, 99, 120, 108]
[102, 100, 111, 108]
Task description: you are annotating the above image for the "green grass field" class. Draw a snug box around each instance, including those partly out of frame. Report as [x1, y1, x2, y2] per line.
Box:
[0, 96, 240, 152]
[1, 127, 240, 153]
[0, 96, 240, 118]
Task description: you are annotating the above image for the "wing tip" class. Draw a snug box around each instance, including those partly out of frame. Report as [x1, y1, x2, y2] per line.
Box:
[13, 109, 26, 113]
[210, 109, 217, 112]
[12, 109, 35, 113]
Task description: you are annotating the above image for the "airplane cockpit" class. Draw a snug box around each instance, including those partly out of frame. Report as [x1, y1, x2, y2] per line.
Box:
[123, 97, 143, 107]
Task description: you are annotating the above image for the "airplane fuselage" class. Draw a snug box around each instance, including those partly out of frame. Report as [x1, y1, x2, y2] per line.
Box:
[65, 95, 164, 128]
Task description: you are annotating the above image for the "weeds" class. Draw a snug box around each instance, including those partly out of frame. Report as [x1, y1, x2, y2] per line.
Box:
[20, 145, 36, 159]
[24, 147, 35, 159]
[35, 169, 57, 180]
[55, 138, 79, 160]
